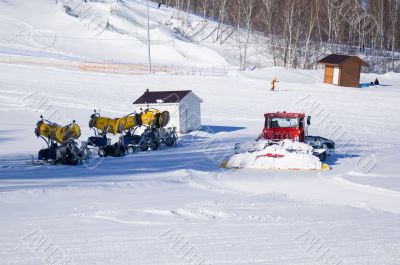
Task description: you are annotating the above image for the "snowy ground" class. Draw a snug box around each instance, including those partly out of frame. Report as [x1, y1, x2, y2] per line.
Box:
[1, 62, 400, 265]
[1, 0, 400, 265]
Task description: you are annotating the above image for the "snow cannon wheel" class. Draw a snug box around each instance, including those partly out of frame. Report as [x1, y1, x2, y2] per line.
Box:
[127, 145, 135, 154]
[98, 148, 106, 157]
[140, 141, 159, 151]
[38, 147, 57, 161]
[64, 151, 79, 165]
[149, 140, 159, 150]
[140, 143, 149, 151]
[157, 111, 170, 128]
[112, 144, 126, 157]
[164, 136, 175, 146]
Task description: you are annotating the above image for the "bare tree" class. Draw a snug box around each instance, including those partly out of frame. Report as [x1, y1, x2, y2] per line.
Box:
[166, 0, 400, 72]
[388, 0, 400, 70]
[302, 0, 317, 69]
[260, 0, 277, 66]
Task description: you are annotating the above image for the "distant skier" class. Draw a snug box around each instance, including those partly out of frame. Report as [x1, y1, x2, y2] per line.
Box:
[157, 1, 162, 8]
[270, 77, 278, 91]
[374, 78, 379, 85]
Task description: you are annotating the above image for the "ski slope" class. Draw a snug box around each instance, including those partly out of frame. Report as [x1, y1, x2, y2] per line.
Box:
[0, 0, 228, 66]
[1, 1, 400, 265]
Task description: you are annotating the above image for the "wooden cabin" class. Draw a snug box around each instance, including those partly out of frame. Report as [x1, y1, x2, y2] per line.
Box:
[318, 54, 369, 87]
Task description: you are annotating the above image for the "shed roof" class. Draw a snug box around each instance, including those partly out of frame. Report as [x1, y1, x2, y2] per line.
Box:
[318, 54, 369, 66]
[133, 89, 200, 104]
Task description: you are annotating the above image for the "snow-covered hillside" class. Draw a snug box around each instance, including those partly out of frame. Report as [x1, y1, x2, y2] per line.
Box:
[0, 0, 230, 67]
[1, 1, 400, 265]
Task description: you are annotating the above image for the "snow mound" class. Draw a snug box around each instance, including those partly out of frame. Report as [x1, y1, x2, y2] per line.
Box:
[225, 139, 323, 170]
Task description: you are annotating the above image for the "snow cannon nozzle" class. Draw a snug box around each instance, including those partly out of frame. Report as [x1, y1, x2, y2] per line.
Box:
[156, 111, 170, 128]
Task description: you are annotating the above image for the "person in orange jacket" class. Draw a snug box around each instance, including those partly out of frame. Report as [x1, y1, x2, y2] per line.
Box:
[270, 77, 278, 91]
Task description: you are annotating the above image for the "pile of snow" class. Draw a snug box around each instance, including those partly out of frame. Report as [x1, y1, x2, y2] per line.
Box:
[225, 139, 323, 170]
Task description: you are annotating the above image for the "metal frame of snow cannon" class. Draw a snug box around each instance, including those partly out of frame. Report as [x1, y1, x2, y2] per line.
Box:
[123, 109, 178, 152]
[132, 126, 178, 152]
[144, 108, 178, 149]
[260, 112, 335, 161]
[87, 110, 127, 157]
[105, 109, 162, 153]
[158, 126, 178, 147]
[126, 125, 160, 152]
[34, 116, 90, 165]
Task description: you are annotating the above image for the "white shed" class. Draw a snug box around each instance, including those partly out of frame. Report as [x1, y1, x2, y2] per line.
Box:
[133, 89, 203, 134]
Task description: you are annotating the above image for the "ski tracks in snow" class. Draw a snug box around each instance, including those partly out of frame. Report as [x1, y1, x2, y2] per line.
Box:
[203, 170, 400, 215]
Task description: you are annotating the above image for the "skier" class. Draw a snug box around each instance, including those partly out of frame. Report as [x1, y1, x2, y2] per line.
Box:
[374, 78, 379, 86]
[157, 1, 162, 8]
[270, 77, 278, 91]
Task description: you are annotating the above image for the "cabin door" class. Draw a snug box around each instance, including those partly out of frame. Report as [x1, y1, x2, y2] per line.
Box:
[333, 67, 340, 85]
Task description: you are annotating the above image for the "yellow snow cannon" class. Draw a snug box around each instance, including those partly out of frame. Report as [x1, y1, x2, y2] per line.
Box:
[88, 109, 170, 135]
[87, 108, 172, 157]
[35, 119, 81, 144]
[34, 116, 90, 165]
[88, 115, 124, 135]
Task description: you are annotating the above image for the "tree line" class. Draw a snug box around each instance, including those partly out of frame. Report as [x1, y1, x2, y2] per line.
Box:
[163, 0, 400, 71]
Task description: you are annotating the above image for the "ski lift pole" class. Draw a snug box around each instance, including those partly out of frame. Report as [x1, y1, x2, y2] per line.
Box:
[146, 0, 152, 74]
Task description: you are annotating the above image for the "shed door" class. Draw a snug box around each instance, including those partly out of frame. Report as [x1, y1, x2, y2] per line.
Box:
[324, 66, 333, 83]
[185, 108, 188, 132]
[333, 67, 340, 85]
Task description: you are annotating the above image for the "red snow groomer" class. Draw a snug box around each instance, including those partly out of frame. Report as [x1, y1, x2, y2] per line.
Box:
[262, 112, 307, 142]
[261, 112, 335, 161]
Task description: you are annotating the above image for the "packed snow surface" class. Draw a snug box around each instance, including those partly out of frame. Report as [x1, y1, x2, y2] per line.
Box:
[1, 0, 400, 265]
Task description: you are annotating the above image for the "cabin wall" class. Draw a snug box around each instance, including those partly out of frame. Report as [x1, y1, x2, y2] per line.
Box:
[179, 93, 202, 133]
[340, 59, 361, 87]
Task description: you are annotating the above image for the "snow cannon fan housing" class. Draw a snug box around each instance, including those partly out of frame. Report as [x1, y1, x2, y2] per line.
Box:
[262, 112, 308, 142]
[88, 109, 170, 135]
[89, 113, 142, 135]
[141, 109, 170, 129]
[35, 120, 81, 144]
